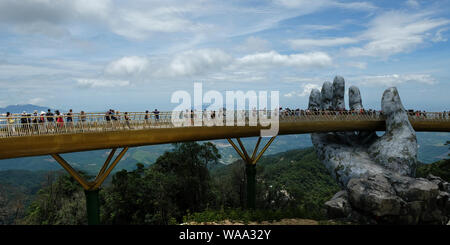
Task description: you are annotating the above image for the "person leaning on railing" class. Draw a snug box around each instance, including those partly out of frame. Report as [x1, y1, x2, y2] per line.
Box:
[46, 109, 54, 123]
[6, 112, 15, 135]
[20, 112, 28, 132]
[80, 111, 86, 122]
[153, 109, 160, 121]
[105, 110, 111, 122]
[145, 110, 149, 124]
[124, 112, 132, 129]
[66, 109, 73, 125]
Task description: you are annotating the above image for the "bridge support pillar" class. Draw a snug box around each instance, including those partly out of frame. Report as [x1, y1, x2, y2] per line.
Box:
[85, 189, 100, 225]
[227, 136, 276, 209]
[50, 147, 129, 225]
[245, 163, 256, 209]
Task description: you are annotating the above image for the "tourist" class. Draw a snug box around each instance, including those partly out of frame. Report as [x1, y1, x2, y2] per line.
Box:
[111, 109, 117, 121]
[67, 109, 73, 123]
[80, 111, 86, 122]
[39, 112, 45, 123]
[32, 110, 38, 131]
[55, 110, 64, 128]
[20, 112, 28, 132]
[105, 110, 111, 122]
[153, 109, 160, 121]
[46, 109, 54, 123]
[6, 112, 15, 135]
[145, 110, 149, 123]
[124, 112, 131, 129]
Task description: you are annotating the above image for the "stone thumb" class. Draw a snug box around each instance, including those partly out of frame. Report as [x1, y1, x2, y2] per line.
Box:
[381, 87, 415, 135]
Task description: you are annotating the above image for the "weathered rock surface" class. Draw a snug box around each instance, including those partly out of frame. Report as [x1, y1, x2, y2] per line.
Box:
[347, 174, 404, 217]
[332, 76, 345, 110]
[321, 81, 333, 110]
[309, 76, 448, 224]
[368, 88, 417, 176]
[326, 173, 449, 224]
[324, 190, 352, 218]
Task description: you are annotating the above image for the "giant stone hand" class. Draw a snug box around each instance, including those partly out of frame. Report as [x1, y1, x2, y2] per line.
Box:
[309, 76, 418, 186]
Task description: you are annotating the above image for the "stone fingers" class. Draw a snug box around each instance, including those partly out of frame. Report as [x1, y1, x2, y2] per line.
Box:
[332, 76, 345, 110]
[321, 81, 333, 110]
[308, 88, 321, 110]
[348, 86, 362, 111]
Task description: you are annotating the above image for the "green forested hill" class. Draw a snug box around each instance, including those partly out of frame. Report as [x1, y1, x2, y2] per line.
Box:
[417, 159, 450, 181]
[257, 148, 341, 209]
[0, 170, 64, 224]
[209, 147, 340, 221]
[1, 142, 449, 225]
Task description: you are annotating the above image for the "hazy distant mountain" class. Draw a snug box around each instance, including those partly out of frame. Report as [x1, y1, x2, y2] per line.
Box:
[0, 104, 52, 114]
[0, 133, 447, 173]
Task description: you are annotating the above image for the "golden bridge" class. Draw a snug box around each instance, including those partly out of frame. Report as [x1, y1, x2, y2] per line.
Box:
[1, 110, 449, 224]
[1, 111, 448, 159]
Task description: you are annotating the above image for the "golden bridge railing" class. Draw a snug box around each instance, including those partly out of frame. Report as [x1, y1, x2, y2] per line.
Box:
[0, 110, 448, 138]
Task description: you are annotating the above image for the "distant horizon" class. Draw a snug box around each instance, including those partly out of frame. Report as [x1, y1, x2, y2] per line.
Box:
[1, 100, 448, 114]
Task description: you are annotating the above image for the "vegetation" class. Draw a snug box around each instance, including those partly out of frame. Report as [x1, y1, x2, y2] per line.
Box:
[21, 172, 88, 225]
[101, 142, 220, 224]
[191, 147, 341, 222]
[0, 170, 55, 224]
[416, 141, 450, 181]
[3, 140, 448, 225]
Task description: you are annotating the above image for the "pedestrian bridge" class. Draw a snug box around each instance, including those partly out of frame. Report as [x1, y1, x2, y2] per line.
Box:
[1, 109, 449, 222]
[0, 110, 449, 160]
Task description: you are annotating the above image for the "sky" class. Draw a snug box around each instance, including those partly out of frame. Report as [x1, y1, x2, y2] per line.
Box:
[0, 0, 449, 112]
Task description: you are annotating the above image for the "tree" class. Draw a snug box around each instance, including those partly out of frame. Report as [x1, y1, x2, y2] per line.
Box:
[101, 142, 221, 224]
[101, 164, 177, 224]
[22, 172, 87, 225]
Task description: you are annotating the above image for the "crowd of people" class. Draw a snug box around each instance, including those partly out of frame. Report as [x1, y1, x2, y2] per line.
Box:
[279, 107, 450, 119]
[2, 108, 162, 131]
[1, 107, 449, 132]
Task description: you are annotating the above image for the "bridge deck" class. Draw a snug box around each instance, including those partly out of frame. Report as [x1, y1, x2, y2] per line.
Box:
[0, 111, 449, 159]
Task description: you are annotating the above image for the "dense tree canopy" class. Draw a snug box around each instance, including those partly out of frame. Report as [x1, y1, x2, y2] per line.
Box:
[101, 142, 221, 224]
[20, 142, 450, 225]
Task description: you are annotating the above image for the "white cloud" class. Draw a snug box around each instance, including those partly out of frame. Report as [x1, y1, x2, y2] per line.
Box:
[432, 28, 448, 42]
[299, 24, 340, 31]
[236, 51, 332, 69]
[96, 49, 333, 83]
[109, 8, 209, 40]
[345, 11, 450, 57]
[274, 0, 377, 11]
[284, 83, 321, 97]
[102, 49, 234, 79]
[208, 70, 267, 83]
[72, 0, 111, 18]
[105, 56, 149, 76]
[236, 36, 271, 53]
[356, 74, 436, 86]
[0, 0, 210, 40]
[345, 61, 367, 69]
[28, 97, 45, 106]
[331, 1, 378, 11]
[274, 0, 329, 9]
[288, 37, 358, 49]
[76, 79, 130, 88]
[13, 21, 71, 38]
[405, 0, 420, 8]
[167, 49, 233, 76]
